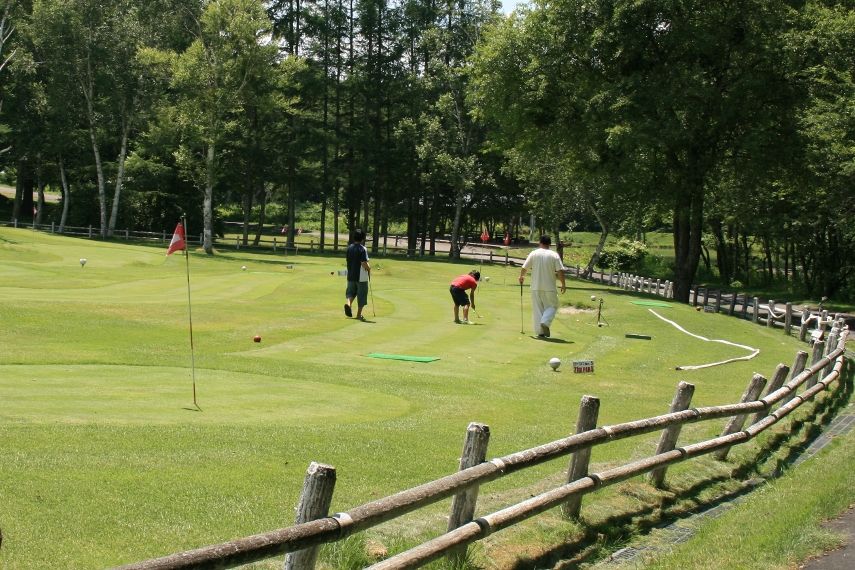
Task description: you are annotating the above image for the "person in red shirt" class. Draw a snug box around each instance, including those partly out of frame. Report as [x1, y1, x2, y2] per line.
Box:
[449, 270, 480, 323]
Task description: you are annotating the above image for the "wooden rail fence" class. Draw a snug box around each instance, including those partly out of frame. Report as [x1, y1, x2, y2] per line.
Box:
[574, 268, 848, 343]
[112, 325, 850, 570]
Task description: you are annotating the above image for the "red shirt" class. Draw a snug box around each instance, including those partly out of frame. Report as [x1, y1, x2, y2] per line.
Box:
[451, 275, 478, 291]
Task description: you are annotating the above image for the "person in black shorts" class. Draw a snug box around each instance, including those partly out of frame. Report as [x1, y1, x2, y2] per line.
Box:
[345, 229, 371, 320]
[449, 270, 480, 323]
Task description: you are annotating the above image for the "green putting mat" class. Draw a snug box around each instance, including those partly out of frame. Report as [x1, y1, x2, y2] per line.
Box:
[365, 353, 440, 363]
[631, 301, 673, 307]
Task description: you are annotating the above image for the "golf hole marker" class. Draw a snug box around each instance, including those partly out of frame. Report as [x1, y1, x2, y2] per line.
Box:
[573, 360, 594, 374]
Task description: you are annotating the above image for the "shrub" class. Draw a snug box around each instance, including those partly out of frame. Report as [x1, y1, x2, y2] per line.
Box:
[596, 239, 649, 271]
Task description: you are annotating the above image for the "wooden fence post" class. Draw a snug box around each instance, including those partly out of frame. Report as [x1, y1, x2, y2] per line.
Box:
[88, 225, 92, 238]
[562, 395, 600, 519]
[785, 303, 793, 335]
[691, 286, 698, 306]
[274, 237, 277, 252]
[655, 278, 661, 296]
[701, 287, 709, 307]
[824, 325, 840, 379]
[752, 297, 760, 323]
[714, 374, 767, 461]
[51, 222, 55, 234]
[779, 351, 809, 407]
[446, 423, 491, 563]
[806, 340, 826, 390]
[766, 300, 775, 328]
[728, 291, 737, 316]
[740, 294, 749, 320]
[284, 462, 337, 570]
[799, 307, 811, 342]
[715, 290, 722, 313]
[751, 364, 790, 424]
[648, 381, 695, 488]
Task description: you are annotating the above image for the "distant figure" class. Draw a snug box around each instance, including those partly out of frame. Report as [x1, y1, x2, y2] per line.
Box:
[519, 235, 566, 337]
[449, 270, 480, 323]
[345, 228, 371, 321]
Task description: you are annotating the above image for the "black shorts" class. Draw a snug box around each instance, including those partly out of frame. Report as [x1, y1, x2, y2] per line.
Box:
[450, 285, 470, 306]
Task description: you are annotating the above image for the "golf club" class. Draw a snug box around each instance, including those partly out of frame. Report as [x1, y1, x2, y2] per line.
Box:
[519, 281, 525, 334]
[368, 272, 376, 317]
[472, 305, 483, 319]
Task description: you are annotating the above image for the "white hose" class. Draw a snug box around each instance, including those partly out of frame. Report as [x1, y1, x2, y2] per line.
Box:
[649, 309, 760, 370]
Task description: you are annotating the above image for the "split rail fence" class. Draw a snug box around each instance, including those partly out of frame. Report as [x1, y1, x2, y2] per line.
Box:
[574, 268, 848, 343]
[114, 322, 850, 570]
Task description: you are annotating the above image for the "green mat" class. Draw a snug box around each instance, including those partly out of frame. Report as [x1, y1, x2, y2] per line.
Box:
[365, 353, 440, 363]
[630, 301, 673, 307]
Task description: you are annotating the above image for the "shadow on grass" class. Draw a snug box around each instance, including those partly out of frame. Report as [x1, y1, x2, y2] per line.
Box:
[530, 337, 573, 344]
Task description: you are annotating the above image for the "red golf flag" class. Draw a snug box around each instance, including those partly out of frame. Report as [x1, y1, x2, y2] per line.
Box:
[503, 233, 510, 245]
[166, 222, 186, 256]
[480, 229, 489, 243]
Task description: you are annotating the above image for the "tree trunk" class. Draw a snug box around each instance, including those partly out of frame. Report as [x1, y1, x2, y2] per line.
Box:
[449, 187, 464, 259]
[253, 184, 267, 246]
[583, 195, 608, 277]
[242, 165, 253, 245]
[58, 154, 70, 233]
[35, 153, 44, 225]
[671, 185, 703, 302]
[11, 156, 23, 221]
[429, 182, 439, 255]
[286, 180, 296, 248]
[203, 143, 215, 254]
[107, 126, 130, 237]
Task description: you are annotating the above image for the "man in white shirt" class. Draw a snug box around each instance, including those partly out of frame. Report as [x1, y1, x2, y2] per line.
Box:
[519, 234, 566, 337]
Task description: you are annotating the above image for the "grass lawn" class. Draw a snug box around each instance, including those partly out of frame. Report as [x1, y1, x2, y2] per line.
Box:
[0, 227, 839, 569]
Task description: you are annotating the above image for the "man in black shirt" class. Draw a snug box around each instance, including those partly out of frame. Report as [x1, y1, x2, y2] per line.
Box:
[345, 228, 371, 320]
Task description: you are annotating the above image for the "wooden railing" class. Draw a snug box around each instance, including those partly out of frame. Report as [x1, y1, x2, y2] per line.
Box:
[575, 268, 847, 343]
[111, 322, 850, 570]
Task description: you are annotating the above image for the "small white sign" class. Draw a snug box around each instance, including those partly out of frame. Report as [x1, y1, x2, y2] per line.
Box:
[573, 360, 594, 374]
[704, 305, 715, 313]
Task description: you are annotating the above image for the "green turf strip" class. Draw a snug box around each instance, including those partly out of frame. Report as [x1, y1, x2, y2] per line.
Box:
[365, 353, 440, 362]
[631, 301, 673, 307]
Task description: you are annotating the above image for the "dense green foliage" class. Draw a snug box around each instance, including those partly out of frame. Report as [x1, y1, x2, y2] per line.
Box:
[0, 0, 853, 298]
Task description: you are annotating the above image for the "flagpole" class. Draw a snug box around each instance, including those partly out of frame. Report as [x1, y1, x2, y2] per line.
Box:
[182, 213, 199, 410]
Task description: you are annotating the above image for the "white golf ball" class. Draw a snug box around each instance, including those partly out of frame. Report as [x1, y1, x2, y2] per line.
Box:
[241, 266, 247, 271]
[485, 276, 490, 281]
[590, 295, 596, 301]
[79, 259, 86, 267]
[549, 358, 561, 370]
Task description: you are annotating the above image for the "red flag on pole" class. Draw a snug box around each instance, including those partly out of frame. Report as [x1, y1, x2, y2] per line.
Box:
[480, 229, 489, 243]
[503, 233, 510, 245]
[166, 222, 186, 256]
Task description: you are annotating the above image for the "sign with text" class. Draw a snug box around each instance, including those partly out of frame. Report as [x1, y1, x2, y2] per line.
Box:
[704, 305, 716, 313]
[573, 360, 594, 374]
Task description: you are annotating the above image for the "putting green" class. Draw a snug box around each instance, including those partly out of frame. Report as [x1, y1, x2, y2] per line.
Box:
[0, 365, 409, 425]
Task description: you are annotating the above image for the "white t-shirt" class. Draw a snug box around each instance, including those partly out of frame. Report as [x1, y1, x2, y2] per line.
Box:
[522, 247, 563, 291]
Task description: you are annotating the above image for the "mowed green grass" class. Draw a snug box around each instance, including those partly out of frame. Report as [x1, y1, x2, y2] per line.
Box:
[0, 228, 810, 568]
